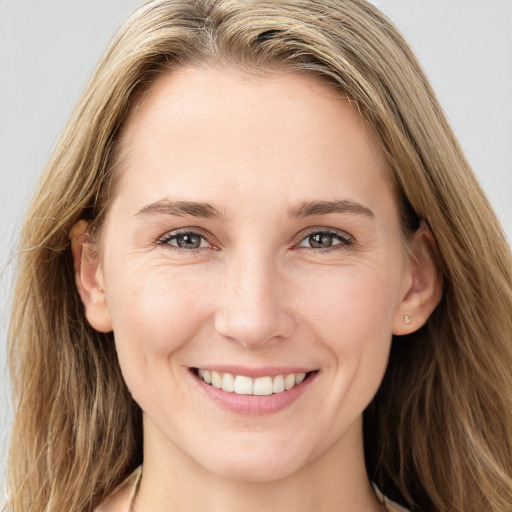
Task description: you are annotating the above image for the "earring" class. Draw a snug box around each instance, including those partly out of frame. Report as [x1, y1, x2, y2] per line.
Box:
[404, 315, 411, 324]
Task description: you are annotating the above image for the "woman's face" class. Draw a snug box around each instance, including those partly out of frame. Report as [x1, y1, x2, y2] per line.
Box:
[89, 67, 415, 481]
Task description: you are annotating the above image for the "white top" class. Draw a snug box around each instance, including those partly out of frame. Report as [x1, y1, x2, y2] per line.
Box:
[374, 484, 411, 512]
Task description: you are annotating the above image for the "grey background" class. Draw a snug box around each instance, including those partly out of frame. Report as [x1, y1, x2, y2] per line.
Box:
[1, 0, 511, 490]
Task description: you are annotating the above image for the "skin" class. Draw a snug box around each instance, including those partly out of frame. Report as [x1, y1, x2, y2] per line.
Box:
[74, 66, 442, 512]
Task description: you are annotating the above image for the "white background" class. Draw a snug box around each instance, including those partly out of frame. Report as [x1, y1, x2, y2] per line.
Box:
[1, 0, 511, 489]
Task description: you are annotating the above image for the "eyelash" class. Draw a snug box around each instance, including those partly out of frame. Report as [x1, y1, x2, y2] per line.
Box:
[157, 227, 354, 254]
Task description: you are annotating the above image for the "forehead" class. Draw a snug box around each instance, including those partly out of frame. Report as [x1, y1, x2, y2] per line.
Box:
[121, 65, 384, 150]
[114, 65, 395, 215]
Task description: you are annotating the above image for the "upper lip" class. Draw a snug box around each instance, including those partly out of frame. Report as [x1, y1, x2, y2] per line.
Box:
[191, 365, 316, 378]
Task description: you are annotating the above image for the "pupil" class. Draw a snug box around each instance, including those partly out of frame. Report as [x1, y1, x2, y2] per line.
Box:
[310, 233, 333, 248]
[178, 233, 201, 249]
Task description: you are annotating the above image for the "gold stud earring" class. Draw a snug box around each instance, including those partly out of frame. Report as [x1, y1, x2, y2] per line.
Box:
[404, 315, 411, 324]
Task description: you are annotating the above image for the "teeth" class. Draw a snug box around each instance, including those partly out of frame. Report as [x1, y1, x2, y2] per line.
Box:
[197, 369, 310, 395]
[234, 375, 253, 395]
[211, 371, 222, 389]
[272, 375, 285, 393]
[221, 373, 235, 392]
[253, 376, 273, 396]
[284, 374, 295, 390]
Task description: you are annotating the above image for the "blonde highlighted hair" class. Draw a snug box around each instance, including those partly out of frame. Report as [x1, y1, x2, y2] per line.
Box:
[7, 1, 512, 511]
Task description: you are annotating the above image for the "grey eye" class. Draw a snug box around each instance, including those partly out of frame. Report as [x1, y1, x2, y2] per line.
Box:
[160, 231, 210, 250]
[308, 233, 336, 248]
[175, 233, 203, 249]
[299, 231, 352, 249]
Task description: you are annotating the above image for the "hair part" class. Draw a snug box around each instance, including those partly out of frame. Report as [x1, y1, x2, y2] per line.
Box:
[7, 1, 512, 511]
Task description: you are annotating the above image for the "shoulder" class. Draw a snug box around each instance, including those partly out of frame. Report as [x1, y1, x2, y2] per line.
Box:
[94, 467, 141, 512]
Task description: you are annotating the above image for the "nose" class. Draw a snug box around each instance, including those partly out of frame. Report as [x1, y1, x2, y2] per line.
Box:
[214, 253, 296, 348]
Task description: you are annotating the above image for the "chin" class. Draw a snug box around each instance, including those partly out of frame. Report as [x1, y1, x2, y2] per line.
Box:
[204, 454, 307, 483]
[190, 434, 314, 484]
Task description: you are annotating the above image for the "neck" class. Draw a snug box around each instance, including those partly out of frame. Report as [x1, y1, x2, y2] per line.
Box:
[134, 417, 383, 512]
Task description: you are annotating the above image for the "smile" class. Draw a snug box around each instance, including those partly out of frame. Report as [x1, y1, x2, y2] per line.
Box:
[196, 369, 310, 396]
[191, 367, 319, 415]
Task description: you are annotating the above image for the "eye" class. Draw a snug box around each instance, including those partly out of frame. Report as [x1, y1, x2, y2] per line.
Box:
[158, 230, 211, 250]
[298, 230, 352, 250]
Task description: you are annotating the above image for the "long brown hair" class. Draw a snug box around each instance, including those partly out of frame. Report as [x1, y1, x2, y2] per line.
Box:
[7, 1, 512, 510]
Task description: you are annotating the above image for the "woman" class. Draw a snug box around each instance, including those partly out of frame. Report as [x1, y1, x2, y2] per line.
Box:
[6, 1, 512, 511]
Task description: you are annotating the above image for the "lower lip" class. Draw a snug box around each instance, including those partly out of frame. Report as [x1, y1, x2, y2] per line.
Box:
[192, 371, 318, 415]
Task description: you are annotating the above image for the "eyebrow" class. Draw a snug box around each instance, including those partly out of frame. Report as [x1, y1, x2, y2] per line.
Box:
[289, 200, 374, 218]
[135, 200, 222, 219]
[134, 198, 374, 220]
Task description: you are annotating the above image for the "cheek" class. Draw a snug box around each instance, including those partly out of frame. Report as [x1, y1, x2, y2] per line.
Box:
[283, 265, 401, 440]
[295, 263, 401, 339]
[105, 264, 215, 383]
[292, 264, 401, 400]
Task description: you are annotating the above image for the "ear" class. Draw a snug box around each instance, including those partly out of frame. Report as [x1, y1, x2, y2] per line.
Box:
[70, 220, 113, 333]
[392, 221, 443, 335]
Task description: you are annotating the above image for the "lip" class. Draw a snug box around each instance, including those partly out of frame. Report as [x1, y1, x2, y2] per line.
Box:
[190, 367, 319, 415]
